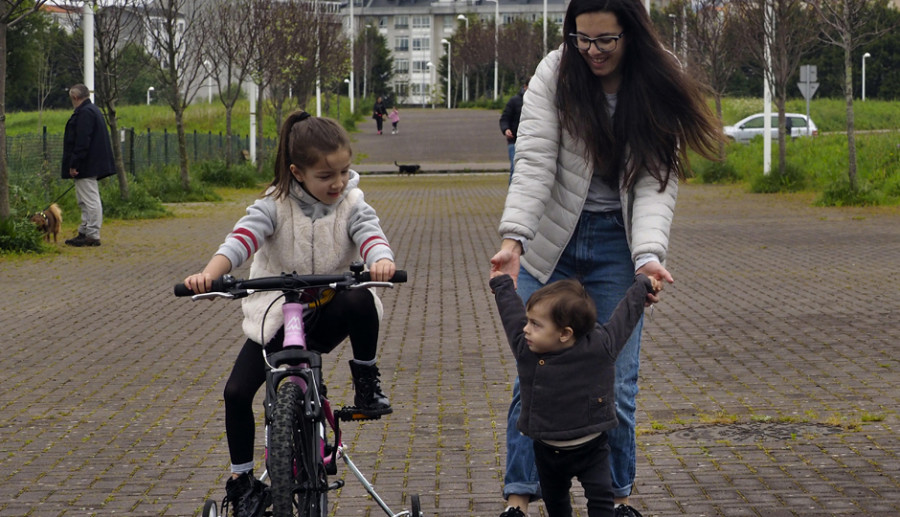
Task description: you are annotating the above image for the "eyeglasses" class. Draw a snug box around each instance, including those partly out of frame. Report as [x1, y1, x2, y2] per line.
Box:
[569, 32, 624, 53]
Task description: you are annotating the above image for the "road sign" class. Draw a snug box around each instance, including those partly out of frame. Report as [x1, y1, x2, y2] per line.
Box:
[800, 65, 817, 83]
[797, 81, 820, 100]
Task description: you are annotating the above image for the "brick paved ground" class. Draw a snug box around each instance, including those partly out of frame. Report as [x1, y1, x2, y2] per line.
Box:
[1, 109, 898, 517]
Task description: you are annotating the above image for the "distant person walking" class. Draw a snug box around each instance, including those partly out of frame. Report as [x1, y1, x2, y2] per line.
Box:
[61, 84, 115, 247]
[389, 107, 400, 134]
[499, 80, 528, 179]
[373, 97, 388, 135]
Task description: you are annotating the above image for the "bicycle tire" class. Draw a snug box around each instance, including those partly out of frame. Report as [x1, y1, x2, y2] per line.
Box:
[269, 381, 327, 517]
[201, 499, 218, 517]
[410, 494, 421, 517]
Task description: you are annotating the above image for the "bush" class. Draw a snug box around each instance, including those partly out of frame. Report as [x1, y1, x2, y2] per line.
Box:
[137, 164, 222, 203]
[0, 216, 44, 253]
[694, 160, 741, 184]
[749, 163, 807, 193]
[197, 160, 267, 188]
[815, 178, 885, 206]
[101, 180, 169, 220]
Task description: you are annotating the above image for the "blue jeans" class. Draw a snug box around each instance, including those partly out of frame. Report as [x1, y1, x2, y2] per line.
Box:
[503, 210, 643, 501]
[507, 143, 516, 182]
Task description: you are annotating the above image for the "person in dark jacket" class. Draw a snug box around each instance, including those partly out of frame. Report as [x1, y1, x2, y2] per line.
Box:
[61, 84, 115, 247]
[372, 96, 388, 135]
[499, 80, 528, 179]
[489, 273, 657, 517]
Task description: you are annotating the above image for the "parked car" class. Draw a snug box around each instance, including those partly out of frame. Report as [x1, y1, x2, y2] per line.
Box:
[723, 113, 818, 143]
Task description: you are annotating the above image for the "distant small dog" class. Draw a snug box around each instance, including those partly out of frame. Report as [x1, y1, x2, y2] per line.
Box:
[31, 203, 62, 242]
[394, 161, 421, 175]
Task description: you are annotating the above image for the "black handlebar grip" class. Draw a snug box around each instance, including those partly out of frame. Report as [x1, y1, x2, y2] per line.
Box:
[173, 277, 230, 297]
[359, 270, 407, 283]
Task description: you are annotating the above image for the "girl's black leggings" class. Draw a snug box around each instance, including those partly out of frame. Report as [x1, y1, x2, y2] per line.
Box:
[224, 288, 379, 466]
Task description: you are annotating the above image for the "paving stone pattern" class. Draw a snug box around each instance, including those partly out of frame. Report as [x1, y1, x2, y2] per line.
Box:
[1, 114, 899, 517]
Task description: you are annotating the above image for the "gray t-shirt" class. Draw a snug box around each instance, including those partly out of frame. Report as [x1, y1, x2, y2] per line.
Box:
[582, 92, 621, 214]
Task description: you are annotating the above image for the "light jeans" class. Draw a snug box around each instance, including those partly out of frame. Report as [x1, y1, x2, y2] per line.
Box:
[503, 209, 643, 501]
[74, 177, 103, 239]
[507, 143, 516, 182]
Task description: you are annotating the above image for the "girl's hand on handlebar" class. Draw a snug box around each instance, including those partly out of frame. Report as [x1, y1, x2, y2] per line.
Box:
[184, 272, 215, 294]
[369, 258, 396, 282]
[636, 261, 674, 307]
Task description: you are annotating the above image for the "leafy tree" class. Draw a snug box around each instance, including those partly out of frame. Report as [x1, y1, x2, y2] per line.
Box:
[1, 0, 50, 218]
[807, 0, 899, 190]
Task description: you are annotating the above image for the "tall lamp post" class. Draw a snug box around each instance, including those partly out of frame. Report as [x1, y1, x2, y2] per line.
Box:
[204, 60, 212, 103]
[668, 13, 676, 51]
[457, 14, 468, 102]
[427, 62, 435, 109]
[146, 86, 154, 105]
[442, 39, 451, 109]
[862, 52, 871, 101]
[487, 0, 499, 100]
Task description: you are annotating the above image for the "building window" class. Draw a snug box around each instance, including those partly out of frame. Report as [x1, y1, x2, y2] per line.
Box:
[412, 37, 430, 51]
[412, 60, 429, 72]
[395, 82, 409, 97]
[378, 16, 387, 28]
[395, 37, 409, 52]
[394, 59, 410, 74]
[395, 15, 408, 29]
[412, 16, 430, 28]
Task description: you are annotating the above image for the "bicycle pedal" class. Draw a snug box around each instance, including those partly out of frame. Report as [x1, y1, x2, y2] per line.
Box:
[335, 406, 391, 421]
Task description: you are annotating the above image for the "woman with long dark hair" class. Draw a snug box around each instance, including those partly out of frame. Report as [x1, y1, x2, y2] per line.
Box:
[490, 0, 723, 515]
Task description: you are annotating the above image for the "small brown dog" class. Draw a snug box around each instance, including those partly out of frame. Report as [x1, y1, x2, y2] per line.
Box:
[31, 203, 63, 242]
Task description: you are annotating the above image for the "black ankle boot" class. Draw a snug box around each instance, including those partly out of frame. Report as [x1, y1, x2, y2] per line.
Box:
[349, 361, 392, 415]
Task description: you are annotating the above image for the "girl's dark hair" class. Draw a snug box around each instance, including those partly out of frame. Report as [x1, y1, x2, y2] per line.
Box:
[269, 111, 352, 199]
[526, 279, 597, 340]
[558, 0, 724, 191]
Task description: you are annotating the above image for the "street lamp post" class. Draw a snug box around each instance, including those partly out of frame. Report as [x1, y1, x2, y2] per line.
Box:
[487, 0, 499, 101]
[204, 60, 212, 103]
[668, 13, 676, 51]
[457, 14, 468, 102]
[862, 52, 871, 101]
[442, 39, 451, 109]
[427, 62, 435, 109]
[147, 86, 154, 105]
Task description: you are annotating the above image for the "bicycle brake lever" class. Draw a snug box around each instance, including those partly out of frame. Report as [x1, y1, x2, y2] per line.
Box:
[191, 289, 252, 301]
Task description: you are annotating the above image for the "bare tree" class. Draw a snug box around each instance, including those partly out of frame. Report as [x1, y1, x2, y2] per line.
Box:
[681, 0, 744, 159]
[199, 0, 255, 167]
[1, 0, 50, 218]
[807, 0, 897, 190]
[733, 0, 819, 174]
[137, 0, 207, 189]
[91, 0, 146, 200]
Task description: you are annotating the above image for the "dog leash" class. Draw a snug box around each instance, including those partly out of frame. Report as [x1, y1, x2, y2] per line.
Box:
[42, 184, 75, 212]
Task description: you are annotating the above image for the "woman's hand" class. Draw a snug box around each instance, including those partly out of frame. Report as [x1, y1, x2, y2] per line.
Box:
[370, 258, 397, 282]
[490, 239, 523, 283]
[636, 261, 674, 306]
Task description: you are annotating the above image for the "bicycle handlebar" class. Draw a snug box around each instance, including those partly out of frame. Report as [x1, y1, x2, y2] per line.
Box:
[174, 269, 407, 298]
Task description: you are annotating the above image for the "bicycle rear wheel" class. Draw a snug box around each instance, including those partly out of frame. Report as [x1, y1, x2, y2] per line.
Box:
[269, 381, 328, 517]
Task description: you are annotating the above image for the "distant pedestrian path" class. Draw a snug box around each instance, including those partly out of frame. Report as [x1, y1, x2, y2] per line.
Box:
[351, 108, 509, 173]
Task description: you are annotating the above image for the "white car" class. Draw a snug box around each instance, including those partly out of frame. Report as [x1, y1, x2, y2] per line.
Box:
[723, 113, 818, 143]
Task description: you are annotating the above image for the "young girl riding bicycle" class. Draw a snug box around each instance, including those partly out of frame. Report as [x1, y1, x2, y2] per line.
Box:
[183, 111, 397, 517]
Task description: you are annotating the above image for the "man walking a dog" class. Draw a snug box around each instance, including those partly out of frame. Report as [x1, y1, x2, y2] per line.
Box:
[61, 84, 115, 247]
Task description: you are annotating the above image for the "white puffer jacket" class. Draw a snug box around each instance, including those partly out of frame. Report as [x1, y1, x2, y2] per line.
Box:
[499, 48, 678, 284]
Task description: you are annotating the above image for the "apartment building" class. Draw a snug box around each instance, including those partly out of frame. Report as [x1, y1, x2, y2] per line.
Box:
[344, 0, 569, 105]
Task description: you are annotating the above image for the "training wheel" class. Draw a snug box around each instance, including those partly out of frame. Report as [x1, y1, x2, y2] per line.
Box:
[410, 493, 421, 517]
[202, 499, 219, 517]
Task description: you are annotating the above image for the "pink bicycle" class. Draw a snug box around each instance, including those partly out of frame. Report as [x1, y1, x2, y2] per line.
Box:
[176, 263, 421, 517]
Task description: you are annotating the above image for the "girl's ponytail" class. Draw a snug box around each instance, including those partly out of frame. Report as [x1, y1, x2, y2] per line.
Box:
[270, 111, 312, 199]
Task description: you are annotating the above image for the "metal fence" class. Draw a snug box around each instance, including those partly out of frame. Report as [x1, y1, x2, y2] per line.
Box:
[6, 127, 276, 189]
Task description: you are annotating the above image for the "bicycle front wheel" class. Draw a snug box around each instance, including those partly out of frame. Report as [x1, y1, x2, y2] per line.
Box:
[269, 381, 328, 517]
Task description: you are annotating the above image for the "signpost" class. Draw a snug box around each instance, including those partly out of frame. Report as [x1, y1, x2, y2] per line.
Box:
[798, 65, 819, 136]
